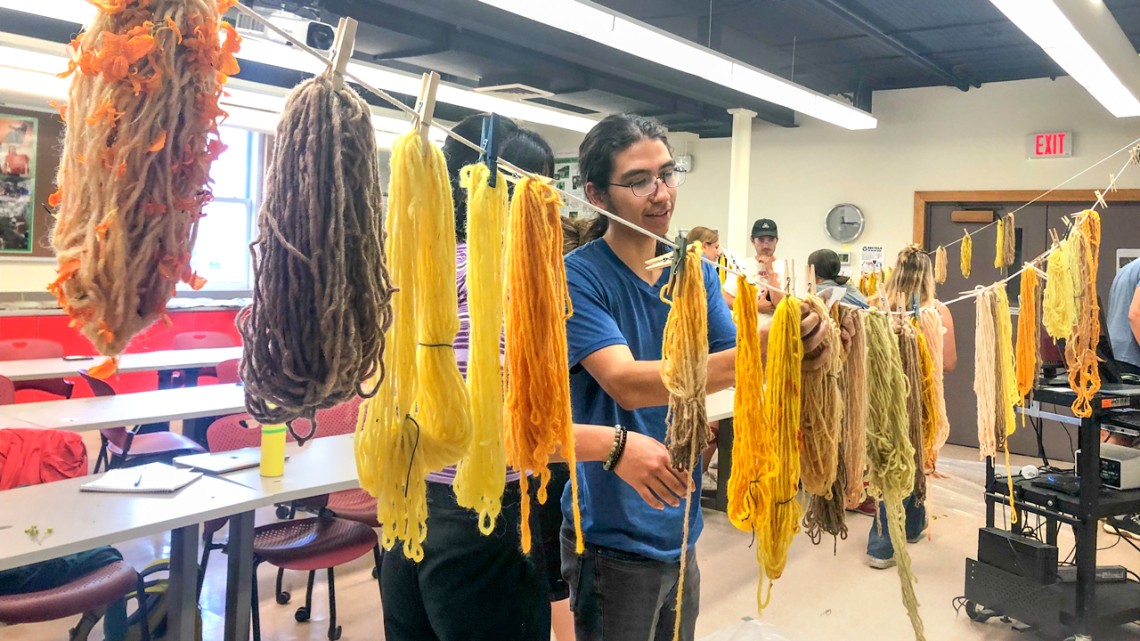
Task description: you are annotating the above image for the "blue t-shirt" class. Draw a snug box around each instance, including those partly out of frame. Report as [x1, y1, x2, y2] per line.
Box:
[1108, 258, 1140, 369]
[560, 239, 737, 562]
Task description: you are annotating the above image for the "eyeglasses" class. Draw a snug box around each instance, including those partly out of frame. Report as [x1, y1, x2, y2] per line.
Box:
[609, 168, 687, 197]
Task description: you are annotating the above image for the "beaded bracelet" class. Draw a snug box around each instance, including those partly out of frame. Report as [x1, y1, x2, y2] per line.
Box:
[603, 425, 628, 472]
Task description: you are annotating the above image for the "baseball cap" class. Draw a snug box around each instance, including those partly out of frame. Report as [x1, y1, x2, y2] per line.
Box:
[751, 219, 778, 239]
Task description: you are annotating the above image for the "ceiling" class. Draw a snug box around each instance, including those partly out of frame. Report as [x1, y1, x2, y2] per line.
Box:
[5, 0, 1140, 137]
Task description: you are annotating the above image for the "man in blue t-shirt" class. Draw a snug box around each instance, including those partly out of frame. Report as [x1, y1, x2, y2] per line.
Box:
[1104, 258, 1140, 540]
[560, 114, 833, 641]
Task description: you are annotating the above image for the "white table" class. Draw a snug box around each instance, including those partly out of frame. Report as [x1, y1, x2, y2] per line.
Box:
[0, 347, 242, 382]
[0, 384, 245, 432]
[0, 474, 266, 641]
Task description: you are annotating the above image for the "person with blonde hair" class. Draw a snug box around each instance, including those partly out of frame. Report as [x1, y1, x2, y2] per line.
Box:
[684, 226, 721, 261]
[866, 244, 957, 569]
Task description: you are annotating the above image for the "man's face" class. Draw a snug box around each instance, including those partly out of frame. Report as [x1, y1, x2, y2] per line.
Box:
[752, 236, 778, 259]
[586, 138, 675, 238]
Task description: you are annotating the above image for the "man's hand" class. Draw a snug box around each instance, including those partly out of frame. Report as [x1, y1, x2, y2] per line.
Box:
[614, 431, 694, 510]
[838, 307, 856, 353]
[800, 302, 833, 371]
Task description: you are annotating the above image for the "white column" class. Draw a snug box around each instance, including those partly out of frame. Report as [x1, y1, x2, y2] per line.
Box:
[726, 108, 756, 260]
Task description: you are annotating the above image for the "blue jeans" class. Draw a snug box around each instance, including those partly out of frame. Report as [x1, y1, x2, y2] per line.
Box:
[867, 494, 927, 560]
[560, 527, 699, 641]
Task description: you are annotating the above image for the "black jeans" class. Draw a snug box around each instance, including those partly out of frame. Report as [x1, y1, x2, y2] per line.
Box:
[560, 527, 700, 641]
[381, 481, 550, 641]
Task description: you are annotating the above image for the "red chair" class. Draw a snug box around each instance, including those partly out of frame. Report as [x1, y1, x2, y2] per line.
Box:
[0, 374, 13, 405]
[171, 332, 235, 386]
[215, 358, 240, 385]
[0, 339, 75, 400]
[0, 427, 150, 638]
[201, 403, 380, 641]
[80, 372, 204, 472]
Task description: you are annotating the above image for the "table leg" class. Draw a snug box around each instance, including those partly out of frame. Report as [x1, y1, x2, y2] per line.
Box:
[168, 523, 199, 641]
[224, 511, 255, 641]
[1073, 413, 1101, 637]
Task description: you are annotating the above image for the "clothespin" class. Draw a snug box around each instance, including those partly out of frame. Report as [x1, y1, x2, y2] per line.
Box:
[1049, 228, 1061, 246]
[806, 264, 816, 297]
[1109, 174, 1119, 192]
[645, 251, 674, 271]
[479, 113, 501, 187]
[1094, 189, 1108, 210]
[787, 259, 796, 297]
[412, 71, 441, 153]
[327, 17, 358, 90]
[1130, 144, 1140, 165]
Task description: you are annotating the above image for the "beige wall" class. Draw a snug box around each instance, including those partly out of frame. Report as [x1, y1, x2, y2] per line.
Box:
[677, 75, 1140, 277]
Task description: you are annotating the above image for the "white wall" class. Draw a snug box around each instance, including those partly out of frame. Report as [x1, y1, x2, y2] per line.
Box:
[678, 76, 1140, 275]
[8, 76, 1140, 293]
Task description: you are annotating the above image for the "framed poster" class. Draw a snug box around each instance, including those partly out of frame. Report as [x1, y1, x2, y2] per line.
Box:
[554, 156, 586, 219]
[0, 114, 37, 254]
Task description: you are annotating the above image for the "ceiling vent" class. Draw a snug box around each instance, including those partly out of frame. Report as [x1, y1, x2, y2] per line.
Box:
[474, 83, 555, 101]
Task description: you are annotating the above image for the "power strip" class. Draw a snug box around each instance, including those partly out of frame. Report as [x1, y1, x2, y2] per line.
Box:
[1056, 565, 1128, 583]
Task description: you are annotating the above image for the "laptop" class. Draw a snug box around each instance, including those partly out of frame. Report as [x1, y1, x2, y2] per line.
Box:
[173, 447, 261, 474]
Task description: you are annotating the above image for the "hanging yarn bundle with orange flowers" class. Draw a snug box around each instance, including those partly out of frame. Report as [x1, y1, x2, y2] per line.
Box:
[504, 177, 583, 555]
[1065, 210, 1102, 417]
[50, 0, 240, 374]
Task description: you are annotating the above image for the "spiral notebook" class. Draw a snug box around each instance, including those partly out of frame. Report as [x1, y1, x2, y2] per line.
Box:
[80, 463, 202, 494]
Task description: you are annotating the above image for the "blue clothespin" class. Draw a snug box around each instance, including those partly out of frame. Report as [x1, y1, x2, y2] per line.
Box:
[479, 113, 500, 187]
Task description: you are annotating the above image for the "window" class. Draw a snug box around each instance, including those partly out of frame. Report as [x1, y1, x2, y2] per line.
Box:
[184, 126, 261, 292]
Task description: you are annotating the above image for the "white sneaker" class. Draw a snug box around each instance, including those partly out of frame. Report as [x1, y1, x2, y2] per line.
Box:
[867, 554, 896, 570]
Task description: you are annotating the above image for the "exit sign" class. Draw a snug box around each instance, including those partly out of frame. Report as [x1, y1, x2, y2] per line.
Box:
[1027, 132, 1072, 158]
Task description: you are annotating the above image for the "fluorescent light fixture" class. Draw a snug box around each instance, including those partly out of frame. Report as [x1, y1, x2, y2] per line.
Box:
[0, 0, 598, 132]
[990, 0, 1140, 117]
[476, 0, 877, 130]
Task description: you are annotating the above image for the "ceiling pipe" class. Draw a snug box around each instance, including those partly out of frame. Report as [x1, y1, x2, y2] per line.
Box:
[809, 0, 974, 92]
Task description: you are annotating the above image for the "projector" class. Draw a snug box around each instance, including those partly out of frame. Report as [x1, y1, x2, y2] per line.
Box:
[1075, 443, 1140, 490]
[229, 3, 336, 51]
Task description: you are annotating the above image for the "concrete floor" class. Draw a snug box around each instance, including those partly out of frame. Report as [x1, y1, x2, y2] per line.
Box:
[6, 442, 1139, 641]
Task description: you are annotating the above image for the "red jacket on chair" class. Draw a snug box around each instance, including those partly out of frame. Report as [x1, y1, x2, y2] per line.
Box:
[0, 429, 88, 490]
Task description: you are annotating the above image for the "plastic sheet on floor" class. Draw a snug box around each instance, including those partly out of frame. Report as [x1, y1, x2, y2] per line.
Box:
[700, 617, 805, 641]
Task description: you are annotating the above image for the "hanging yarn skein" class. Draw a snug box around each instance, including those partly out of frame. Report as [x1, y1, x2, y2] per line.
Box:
[1042, 240, 1076, 341]
[864, 312, 925, 641]
[354, 130, 471, 562]
[799, 295, 843, 497]
[727, 275, 769, 531]
[49, 0, 241, 368]
[974, 289, 999, 459]
[802, 297, 846, 545]
[841, 308, 870, 510]
[726, 276, 776, 612]
[960, 230, 973, 279]
[504, 177, 583, 554]
[993, 286, 1020, 522]
[659, 242, 709, 641]
[917, 308, 949, 467]
[453, 163, 510, 534]
[914, 326, 941, 476]
[896, 321, 927, 504]
[1065, 210, 1102, 417]
[934, 246, 948, 285]
[758, 295, 803, 611]
[1016, 268, 1042, 400]
[238, 71, 394, 439]
[993, 218, 1004, 270]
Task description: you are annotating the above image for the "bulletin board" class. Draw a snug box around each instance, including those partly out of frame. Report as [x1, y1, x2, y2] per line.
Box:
[0, 106, 60, 258]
